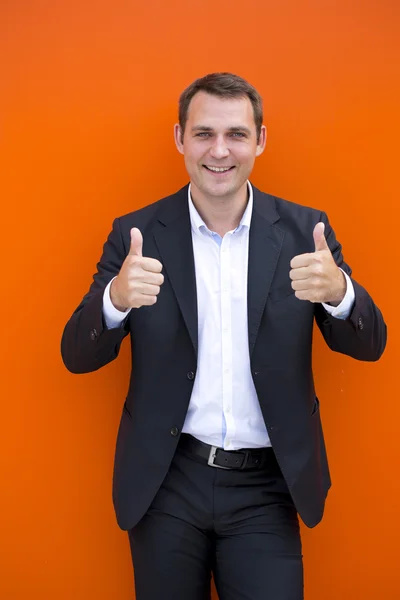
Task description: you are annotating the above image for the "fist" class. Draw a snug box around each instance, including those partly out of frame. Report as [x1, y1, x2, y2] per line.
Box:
[289, 222, 346, 305]
[110, 228, 164, 311]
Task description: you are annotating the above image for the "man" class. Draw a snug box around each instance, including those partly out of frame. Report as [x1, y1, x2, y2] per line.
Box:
[61, 72, 387, 600]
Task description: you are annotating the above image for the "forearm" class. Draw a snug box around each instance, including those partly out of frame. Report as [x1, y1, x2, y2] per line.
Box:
[61, 217, 130, 374]
[315, 279, 387, 361]
[61, 290, 129, 374]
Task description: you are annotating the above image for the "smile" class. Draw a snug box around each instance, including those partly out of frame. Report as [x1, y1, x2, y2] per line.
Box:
[204, 166, 235, 173]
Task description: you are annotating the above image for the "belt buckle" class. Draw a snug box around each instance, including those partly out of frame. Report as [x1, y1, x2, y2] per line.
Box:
[207, 446, 230, 469]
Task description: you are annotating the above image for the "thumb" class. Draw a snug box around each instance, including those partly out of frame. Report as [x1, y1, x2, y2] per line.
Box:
[129, 227, 143, 257]
[313, 222, 329, 252]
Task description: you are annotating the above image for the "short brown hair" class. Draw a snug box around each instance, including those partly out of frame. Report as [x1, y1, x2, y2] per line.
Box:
[178, 72, 263, 141]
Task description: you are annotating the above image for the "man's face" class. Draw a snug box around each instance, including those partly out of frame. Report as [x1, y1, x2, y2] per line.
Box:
[174, 92, 266, 200]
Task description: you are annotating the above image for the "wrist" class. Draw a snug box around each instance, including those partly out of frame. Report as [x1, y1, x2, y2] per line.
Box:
[110, 278, 128, 312]
[328, 269, 346, 307]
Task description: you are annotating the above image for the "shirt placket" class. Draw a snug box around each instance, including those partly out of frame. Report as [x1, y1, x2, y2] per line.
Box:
[220, 232, 235, 449]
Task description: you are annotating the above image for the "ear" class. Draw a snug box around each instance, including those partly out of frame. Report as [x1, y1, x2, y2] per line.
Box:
[174, 123, 184, 154]
[255, 125, 267, 157]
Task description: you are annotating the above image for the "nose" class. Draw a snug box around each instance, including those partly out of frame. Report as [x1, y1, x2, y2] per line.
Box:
[210, 135, 230, 159]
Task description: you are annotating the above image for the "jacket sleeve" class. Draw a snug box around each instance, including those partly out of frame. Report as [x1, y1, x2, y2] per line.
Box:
[61, 218, 130, 374]
[314, 212, 387, 361]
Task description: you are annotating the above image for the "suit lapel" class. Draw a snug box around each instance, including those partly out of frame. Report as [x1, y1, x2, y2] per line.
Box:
[153, 186, 198, 356]
[247, 187, 284, 357]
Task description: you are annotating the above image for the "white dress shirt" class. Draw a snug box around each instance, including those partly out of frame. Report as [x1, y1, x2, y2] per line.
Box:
[103, 183, 355, 450]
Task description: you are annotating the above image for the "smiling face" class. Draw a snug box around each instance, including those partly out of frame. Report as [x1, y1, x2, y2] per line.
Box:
[174, 91, 266, 203]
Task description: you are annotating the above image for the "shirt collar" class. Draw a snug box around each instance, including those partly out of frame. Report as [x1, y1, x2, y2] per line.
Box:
[188, 181, 253, 236]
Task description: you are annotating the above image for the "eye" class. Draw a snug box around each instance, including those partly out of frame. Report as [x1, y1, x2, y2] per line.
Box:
[230, 132, 246, 138]
[195, 132, 211, 138]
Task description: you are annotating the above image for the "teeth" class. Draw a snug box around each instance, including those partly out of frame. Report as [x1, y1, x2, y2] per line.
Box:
[207, 166, 231, 172]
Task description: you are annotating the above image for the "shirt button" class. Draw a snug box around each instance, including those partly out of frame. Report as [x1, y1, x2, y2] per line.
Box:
[170, 427, 179, 437]
[90, 329, 98, 341]
[187, 371, 195, 381]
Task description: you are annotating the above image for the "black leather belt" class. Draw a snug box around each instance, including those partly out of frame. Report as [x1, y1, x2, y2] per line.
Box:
[178, 433, 274, 470]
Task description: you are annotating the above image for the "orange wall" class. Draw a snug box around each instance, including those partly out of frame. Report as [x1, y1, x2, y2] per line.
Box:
[1, 1, 399, 598]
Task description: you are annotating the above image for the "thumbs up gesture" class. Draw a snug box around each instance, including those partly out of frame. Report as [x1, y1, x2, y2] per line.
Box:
[110, 228, 164, 311]
[289, 222, 346, 305]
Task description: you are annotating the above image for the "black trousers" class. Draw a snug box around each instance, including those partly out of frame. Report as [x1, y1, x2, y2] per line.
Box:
[128, 437, 303, 600]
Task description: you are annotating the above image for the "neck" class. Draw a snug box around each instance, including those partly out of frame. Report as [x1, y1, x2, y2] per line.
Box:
[190, 183, 249, 237]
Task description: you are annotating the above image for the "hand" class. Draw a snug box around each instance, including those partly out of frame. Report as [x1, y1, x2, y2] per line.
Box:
[289, 222, 346, 305]
[110, 228, 164, 311]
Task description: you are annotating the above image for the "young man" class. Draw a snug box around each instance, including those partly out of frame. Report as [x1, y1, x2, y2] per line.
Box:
[62, 72, 387, 600]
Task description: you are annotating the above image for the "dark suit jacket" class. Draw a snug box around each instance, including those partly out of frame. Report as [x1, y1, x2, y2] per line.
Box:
[61, 184, 387, 529]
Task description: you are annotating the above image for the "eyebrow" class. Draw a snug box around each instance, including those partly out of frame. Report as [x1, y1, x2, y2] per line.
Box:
[191, 125, 251, 134]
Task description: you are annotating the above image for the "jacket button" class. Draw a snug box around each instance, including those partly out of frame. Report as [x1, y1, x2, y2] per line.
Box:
[170, 427, 179, 437]
[90, 329, 98, 341]
[187, 371, 195, 380]
[358, 317, 364, 330]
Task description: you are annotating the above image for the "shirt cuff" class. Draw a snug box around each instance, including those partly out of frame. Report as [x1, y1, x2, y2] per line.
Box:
[322, 269, 355, 320]
[103, 277, 131, 329]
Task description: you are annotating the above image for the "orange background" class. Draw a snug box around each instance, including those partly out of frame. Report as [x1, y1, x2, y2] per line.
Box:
[1, 1, 399, 598]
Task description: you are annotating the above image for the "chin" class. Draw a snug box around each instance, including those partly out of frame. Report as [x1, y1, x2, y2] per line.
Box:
[204, 186, 234, 199]
[199, 179, 240, 198]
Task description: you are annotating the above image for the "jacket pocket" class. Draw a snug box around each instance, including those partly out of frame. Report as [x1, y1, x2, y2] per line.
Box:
[269, 285, 295, 304]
